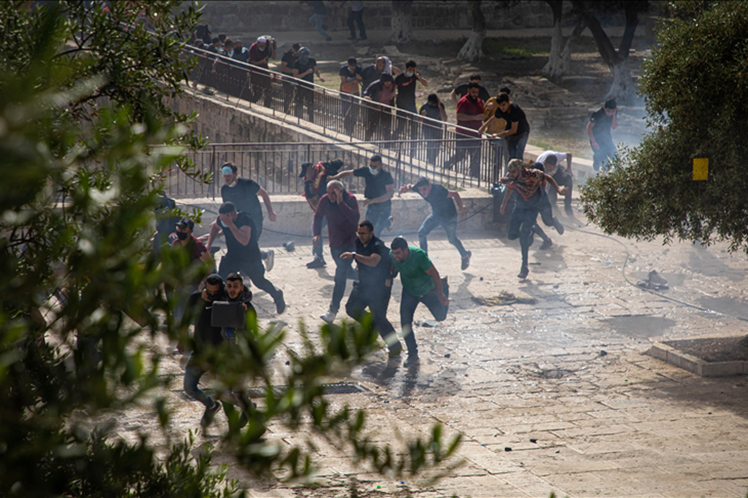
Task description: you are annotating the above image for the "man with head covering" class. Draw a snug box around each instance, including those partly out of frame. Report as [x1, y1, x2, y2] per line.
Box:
[419, 93, 448, 165]
[363, 73, 396, 141]
[499, 159, 567, 279]
[248, 35, 276, 106]
[293, 47, 325, 123]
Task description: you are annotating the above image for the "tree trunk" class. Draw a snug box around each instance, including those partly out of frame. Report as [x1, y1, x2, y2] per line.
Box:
[457, 0, 486, 62]
[390, 0, 414, 44]
[574, 1, 637, 103]
[606, 59, 634, 102]
[542, 1, 585, 80]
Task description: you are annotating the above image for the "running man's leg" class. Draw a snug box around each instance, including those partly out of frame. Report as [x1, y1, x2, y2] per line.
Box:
[417, 213, 440, 254]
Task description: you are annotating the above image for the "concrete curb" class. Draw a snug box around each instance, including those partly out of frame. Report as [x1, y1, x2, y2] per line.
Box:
[647, 342, 748, 377]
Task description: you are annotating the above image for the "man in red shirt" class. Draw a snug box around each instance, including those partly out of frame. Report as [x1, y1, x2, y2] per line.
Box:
[248, 36, 276, 106]
[446, 82, 484, 177]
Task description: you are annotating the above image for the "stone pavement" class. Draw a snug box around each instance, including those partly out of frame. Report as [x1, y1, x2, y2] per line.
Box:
[133, 207, 748, 497]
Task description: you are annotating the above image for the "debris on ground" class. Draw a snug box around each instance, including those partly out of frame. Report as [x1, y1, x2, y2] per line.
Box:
[637, 270, 669, 290]
[472, 292, 537, 306]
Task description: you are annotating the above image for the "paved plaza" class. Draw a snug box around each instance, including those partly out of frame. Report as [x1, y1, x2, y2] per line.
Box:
[141, 206, 748, 497]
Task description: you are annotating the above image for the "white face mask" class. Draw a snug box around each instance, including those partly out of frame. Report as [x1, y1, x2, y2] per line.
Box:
[368, 167, 380, 176]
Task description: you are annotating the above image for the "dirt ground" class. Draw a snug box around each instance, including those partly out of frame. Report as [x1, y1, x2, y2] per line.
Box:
[298, 31, 652, 160]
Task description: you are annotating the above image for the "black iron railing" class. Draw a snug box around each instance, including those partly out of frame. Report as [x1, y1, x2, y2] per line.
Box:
[179, 46, 506, 192]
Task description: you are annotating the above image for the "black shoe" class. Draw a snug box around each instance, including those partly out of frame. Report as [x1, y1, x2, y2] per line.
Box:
[441, 276, 449, 299]
[461, 250, 472, 270]
[275, 289, 286, 314]
[307, 256, 326, 268]
[388, 343, 403, 359]
[553, 217, 565, 235]
[517, 266, 529, 279]
[200, 400, 221, 428]
[539, 239, 553, 250]
[404, 353, 420, 366]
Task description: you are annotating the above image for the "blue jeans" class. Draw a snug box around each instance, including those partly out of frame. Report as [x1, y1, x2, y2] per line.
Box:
[418, 213, 468, 258]
[400, 287, 449, 355]
[507, 194, 541, 267]
[184, 354, 214, 408]
[309, 13, 330, 39]
[592, 140, 618, 171]
[311, 216, 327, 259]
[330, 247, 355, 312]
[365, 201, 391, 239]
[506, 132, 529, 159]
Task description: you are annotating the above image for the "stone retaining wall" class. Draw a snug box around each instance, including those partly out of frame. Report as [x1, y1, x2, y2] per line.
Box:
[194, 0, 583, 36]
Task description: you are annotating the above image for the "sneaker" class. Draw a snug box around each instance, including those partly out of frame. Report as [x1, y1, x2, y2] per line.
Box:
[539, 239, 553, 250]
[386, 216, 394, 231]
[325, 36, 332, 42]
[321, 310, 336, 323]
[307, 256, 326, 268]
[565, 205, 574, 217]
[200, 400, 221, 428]
[404, 353, 420, 366]
[275, 289, 286, 314]
[552, 217, 565, 235]
[388, 343, 404, 359]
[441, 276, 450, 299]
[517, 266, 529, 279]
[461, 250, 472, 270]
[265, 249, 275, 272]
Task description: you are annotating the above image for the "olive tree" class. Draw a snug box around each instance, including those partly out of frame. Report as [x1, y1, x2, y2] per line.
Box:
[581, 1, 748, 252]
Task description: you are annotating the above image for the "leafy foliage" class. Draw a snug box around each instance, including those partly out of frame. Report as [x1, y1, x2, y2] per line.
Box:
[0, 2, 461, 496]
[581, 1, 748, 252]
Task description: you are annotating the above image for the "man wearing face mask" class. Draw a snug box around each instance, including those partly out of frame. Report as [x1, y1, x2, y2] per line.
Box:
[313, 180, 360, 323]
[219, 162, 276, 272]
[248, 35, 276, 106]
[182, 274, 227, 428]
[173, 218, 214, 285]
[206, 202, 286, 315]
[328, 155, 394, 238]
[293, 47, 324, 123]
[446, 81, 484, 178]
[363, 73, 396, 141]
[170, 218, 214, 325]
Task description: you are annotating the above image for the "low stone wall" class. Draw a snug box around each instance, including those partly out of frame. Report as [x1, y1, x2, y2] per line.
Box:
[179, 189, 494, 242]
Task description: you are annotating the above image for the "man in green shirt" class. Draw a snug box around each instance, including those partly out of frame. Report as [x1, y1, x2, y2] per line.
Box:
[390, 236, 449, 365]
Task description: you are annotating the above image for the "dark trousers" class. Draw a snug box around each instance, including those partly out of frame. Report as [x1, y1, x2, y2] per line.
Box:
[366, 106, 391, 141]
[507, 196, 540, 268]
[295, 86, 315, 123]
[330, 247, 355, 312]
[446, 137, 482, 177]
[250, 68, 272, 107]
[341, 93, 359, 135]
[347, 9, 366, 39]
[400, 287, 449, 355]
[346, 283, 398, 349]
[219, 252, 281, 303]
[184, 354, 213, 408]
[422, 127, 443, 165]
[282, 76, 295, 113]
[506, 132, 529, 159]
[547, 169, 573, 210]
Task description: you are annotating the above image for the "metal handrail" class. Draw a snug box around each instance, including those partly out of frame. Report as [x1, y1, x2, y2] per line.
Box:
[180, 45, 505, 192]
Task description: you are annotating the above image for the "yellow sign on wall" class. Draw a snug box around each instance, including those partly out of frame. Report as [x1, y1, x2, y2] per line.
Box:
[693, 158, 708, 181]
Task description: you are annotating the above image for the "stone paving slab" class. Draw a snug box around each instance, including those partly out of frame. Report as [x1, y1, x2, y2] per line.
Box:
[115, 211, 748, 496]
